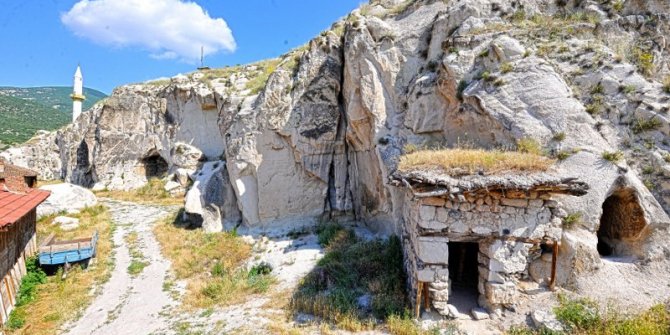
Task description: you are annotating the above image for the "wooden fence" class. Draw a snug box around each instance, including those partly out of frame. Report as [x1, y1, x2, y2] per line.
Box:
[0, 209, 37, 325]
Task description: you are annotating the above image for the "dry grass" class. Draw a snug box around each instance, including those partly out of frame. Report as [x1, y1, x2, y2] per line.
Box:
[398, 148, 555, 176]
[153, 210, 272, 309]
[4, 205, 114, 335]
[94, 178, 183, 206]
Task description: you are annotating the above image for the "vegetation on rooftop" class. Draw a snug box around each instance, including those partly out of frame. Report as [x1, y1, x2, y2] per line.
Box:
[3, 205, 113, 335]
[398, 147, 555, 176]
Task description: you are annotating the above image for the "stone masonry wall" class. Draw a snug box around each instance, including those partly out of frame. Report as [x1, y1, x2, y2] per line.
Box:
[402, 188, 566, 315]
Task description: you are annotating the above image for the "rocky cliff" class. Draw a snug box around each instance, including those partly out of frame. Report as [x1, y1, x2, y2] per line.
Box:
[3, 0, 670, 289]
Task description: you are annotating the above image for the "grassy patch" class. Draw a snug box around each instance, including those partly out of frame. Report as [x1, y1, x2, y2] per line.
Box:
[3, 205, 113, 335]
[663, 76, 670, 94]
[125, 231, 149, 276]
[517, 137, 543, 155]
[509, 298, 670, 335]
[95, 178, 182, 206]
[289, 223, 408, 330]
[398, 148, 554, 176]
[602, 151, 624, 163]
[152, 210, 270, 309]
[562, 213, 582, 229]
[631, 117, 662, 134]
[245, 59, 282, 94]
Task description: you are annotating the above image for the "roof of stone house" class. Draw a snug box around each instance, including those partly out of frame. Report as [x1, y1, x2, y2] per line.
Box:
[0, 189, 51, 228]
[391, 170, 589, 198]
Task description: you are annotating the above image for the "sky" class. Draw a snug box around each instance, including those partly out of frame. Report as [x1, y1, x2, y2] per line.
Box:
[0, 0, 363, 94]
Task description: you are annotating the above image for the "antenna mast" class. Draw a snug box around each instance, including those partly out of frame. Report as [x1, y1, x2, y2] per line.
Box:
[198, 46, 210, 70]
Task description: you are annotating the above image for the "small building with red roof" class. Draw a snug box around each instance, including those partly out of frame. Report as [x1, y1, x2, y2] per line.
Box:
[0, 158, 50, 324]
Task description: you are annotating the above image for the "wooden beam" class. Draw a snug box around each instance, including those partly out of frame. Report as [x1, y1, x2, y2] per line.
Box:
[423, 282, 430, 312]
[549, 241, 559, 290]
[415, 282, 422, 318]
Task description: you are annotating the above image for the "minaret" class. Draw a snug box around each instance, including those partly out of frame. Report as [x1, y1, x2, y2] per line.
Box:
[71, 65, 86, 122]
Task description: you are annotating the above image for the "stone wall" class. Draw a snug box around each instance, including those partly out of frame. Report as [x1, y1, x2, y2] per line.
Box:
[401, 188, 566, 315]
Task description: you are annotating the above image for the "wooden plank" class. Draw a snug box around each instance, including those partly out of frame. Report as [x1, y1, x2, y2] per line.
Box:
[549, 241, 559, 290]
[415, 280, 423, 319]
[39, 233, 55, 248]
[423, 282, 430, 312]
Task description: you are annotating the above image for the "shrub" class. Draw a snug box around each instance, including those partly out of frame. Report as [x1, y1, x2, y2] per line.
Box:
[642, 166, 655, 175]
[552, 132, 566, 142]
[613, 0, 624, 12]
[602, 151, 624, 163]
[289, 230, 408, 326]
[556, 150, 572, 161]
[517, 137, 543, 155]
[562, 213, 582, 229]
[664, 76, 670, 94]
[664, 154, 670, 163]
[500, 62, 514, 74]
[585, 101, 603, 115]
[386, 314, 420, 335]
[620, 84, 636, 94]
[554, 295, 601, 330]
[591, 82, 604, 94]
[631, 47, 655, 77]
[631, 117, 662, 134]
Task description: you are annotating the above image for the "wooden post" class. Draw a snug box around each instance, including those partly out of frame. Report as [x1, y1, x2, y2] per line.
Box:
[415, 280, 423, 319]
[549, 241, 559, 290]
[423, 282, 430, 312]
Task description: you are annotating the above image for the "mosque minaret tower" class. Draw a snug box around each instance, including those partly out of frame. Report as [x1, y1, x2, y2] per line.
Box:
[71, 65, 85, 122]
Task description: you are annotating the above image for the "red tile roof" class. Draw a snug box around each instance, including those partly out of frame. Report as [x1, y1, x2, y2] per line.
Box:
[0, 189, 50, 228]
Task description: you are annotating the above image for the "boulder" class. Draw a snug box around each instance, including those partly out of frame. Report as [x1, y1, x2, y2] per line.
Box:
[184, 161, 241, 232]
[37, 183, 97, 218]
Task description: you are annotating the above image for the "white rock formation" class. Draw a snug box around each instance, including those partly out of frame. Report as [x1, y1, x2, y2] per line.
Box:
[37, 183, 98, 218]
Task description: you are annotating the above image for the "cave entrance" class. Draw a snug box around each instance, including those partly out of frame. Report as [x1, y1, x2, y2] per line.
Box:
[597, 188, 646, 257]
[448, 241, 480, 312]
[141, 154, 168, 179]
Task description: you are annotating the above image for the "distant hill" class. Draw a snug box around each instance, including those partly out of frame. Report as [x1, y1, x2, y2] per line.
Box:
[0, 86, 106, 150]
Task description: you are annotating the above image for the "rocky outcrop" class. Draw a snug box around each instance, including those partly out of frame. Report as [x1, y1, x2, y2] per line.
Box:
[3, 0, 670, 293]
[37, 183, 98, 218]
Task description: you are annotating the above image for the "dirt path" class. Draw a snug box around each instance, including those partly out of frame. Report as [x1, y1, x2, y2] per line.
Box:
[62, 200, 180, 335]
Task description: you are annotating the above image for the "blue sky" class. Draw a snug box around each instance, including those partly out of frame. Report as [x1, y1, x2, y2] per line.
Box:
[0, 0, 362, 94]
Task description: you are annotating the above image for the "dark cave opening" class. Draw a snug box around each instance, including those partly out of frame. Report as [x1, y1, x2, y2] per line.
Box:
[141, 154, 168, 179]
[597, 188, 646, 257]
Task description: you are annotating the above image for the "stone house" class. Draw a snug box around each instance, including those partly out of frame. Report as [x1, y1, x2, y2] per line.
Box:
[0, 158, 50, 324]
[392, 170, 588, 317]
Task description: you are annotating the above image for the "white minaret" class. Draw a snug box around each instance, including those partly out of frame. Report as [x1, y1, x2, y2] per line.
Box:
[71, 65, 86, 122]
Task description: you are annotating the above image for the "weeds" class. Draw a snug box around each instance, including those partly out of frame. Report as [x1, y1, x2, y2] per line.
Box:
[289, 225, 407, 328]
[517, 137, 543, 155]
[95, 178, 182, 206]
[553, 132, 566, 142]
[631, 117, 662, 134]
[501, 62, 514, 74]
[152, 209, 267, 309]
[562, 213, 582, 229]
[602, 151, 624, 163]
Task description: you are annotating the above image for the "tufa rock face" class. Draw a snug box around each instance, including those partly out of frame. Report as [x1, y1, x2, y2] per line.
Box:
[3, 0, 670, 286]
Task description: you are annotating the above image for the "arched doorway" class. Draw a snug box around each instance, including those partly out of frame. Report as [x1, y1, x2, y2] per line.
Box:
[597, 188, 646, 257]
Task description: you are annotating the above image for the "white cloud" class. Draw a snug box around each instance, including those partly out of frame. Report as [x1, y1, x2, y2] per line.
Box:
[61, 0, 236, 63]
